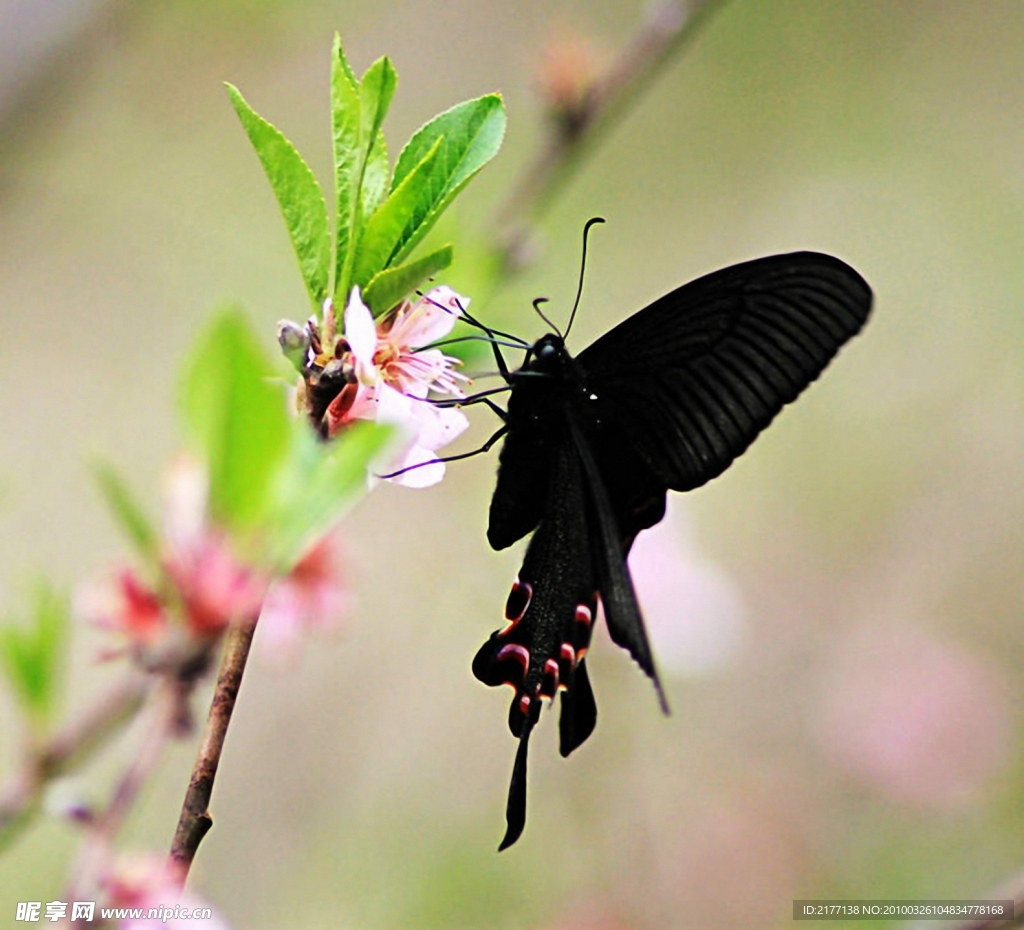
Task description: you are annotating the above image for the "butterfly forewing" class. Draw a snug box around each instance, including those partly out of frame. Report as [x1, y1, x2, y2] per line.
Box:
[577, 251, 872, 491]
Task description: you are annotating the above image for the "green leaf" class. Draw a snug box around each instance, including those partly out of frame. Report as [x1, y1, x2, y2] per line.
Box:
[351, 137, 443, 289]
[93, 462, 158, 564]
[333, 30, 358, 92]
[363, 244, 453, 315]
[266, 420, 394, 570]
[361, 131, 389, 219]
[334, 55, 398, 309]
[227, 83, 331, 312]
[331, 34, 362, 302]
[0, 581, 67, 725]
[180, 309, 290, 531]
[359, 57, 397, 154]
[388, 94, 506, 264]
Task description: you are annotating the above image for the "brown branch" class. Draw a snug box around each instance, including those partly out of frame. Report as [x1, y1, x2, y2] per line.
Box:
[0, 671, 149, 853]
[169, 616, 257, 877]
[495, 0, 728, 272]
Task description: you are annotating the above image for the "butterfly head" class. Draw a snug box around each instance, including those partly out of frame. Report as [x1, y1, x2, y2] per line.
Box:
[528, 333, 568, 374]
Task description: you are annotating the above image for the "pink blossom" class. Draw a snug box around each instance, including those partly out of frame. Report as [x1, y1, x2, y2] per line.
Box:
[83, 456, 268, 652]
[160, 455, 268, 636]
[258, 528, 349, 660]
[328, 286, 470, 487]
[627, 500, 747, 676]
[817, 625, 1011, 807]
[77, 569, 166, 649]
[101, 855, 230, 929]
[164, 534, 267, 637]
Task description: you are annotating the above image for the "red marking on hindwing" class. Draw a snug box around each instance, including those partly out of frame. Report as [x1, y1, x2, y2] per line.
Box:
[519, 694, 532, 715]
[574, 604, 592, 628]
[541, 658, 560, 699]
[496, 643, 530, 675]
[560, 643, 576, 666]
[500, 580, 533, 635]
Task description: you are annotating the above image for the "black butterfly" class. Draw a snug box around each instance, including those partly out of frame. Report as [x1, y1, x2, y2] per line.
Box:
[391, 223, 872, 849]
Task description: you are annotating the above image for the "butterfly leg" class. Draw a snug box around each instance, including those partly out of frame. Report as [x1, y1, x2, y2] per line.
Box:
[376, 425, 509, 480]
[425, 386, 511, 409]
[480, 398, 508, 422]
[489, 337, 511, 383]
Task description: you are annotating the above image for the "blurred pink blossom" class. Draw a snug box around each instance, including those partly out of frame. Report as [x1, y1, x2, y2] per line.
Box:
[817, 625, 1011, 807]
[164, 533, 267, 637]
[76, 569, 166, 649]
[330, 286, 469, 487]
[82, 455, 268, 651]
[628, 499, 747, 676]
[258, 527, 349, 661]
[160, 456, 267, 636]
[101, 855, 230, 929]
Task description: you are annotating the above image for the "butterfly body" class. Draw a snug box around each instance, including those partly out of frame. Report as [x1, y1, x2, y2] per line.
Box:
[471, 250, 873, 849]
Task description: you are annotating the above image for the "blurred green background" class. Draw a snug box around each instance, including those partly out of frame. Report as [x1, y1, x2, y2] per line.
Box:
[2, 1, 1024, 927]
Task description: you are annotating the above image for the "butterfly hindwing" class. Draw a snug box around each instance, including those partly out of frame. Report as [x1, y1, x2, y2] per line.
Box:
[567, 414, 669, 712]
[558, 657, 596, 757]
[577, 251, 872, 492]
[473, 438, 601, 848]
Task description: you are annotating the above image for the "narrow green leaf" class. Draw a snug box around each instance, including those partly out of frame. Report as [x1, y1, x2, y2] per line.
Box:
[361, 131, 389, 220]
[332, 34, 362, 302]
[180, 309, 290, 530]
[0, 581, 67, 725]
[332, 31, 358, 92]
[363, 244, 453, 315]
[335, 57, 399, 309]
[351, 137, 443, 289]
[388, 94, 506, 264]
[266, 420, 394, 570]
[227, 83, 331, 311]
[93, 462, 158, 563]
[359, 57, 397, 155]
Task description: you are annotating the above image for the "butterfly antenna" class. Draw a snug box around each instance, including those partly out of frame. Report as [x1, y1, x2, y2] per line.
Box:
[532, 297, 562, 338]
[564, 216, 606, 339]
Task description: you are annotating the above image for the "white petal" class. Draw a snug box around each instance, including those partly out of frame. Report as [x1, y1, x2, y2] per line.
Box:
[402, 285, 469, 347]
[345, 384, 377, 422]
[374, 382, 420, 435]
[392, 444, 445, 488]
[343, 287, 379, 385]
[414, 404, 469, 452]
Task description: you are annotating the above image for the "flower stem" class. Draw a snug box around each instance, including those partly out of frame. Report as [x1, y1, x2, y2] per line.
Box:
[169, 616, 257, 877]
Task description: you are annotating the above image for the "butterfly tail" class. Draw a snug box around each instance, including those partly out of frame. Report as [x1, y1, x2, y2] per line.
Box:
[499, 717, 534, 851]
[559, 658, 597, 756]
